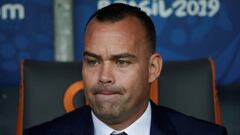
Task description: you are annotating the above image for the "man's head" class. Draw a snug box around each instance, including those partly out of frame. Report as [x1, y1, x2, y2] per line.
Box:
[86, 3, 156, 55]
[82, 3, 162, 130]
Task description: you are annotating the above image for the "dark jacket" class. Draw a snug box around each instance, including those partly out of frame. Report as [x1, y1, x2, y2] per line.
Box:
[24, 102, 227, 135]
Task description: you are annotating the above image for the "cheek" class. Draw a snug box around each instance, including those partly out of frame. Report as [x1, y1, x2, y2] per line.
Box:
[83, 71, 97, 102]
[116, 66, 149, 94]
[82, 68, 98, 90]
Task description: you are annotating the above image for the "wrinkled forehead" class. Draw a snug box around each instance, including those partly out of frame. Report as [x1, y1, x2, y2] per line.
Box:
[85, 16, 145, 36]
[86, 18, 147, 48]
[84, 16, 150, 54]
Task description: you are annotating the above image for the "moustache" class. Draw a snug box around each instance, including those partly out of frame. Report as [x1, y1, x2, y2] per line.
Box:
[92, 85, 124, 95]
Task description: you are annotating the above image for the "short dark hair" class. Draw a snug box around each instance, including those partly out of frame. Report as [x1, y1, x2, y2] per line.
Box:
[85, 3, 156, 54]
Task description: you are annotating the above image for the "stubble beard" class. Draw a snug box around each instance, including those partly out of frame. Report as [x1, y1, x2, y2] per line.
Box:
[92, 98, 127, 124]
[85, 85, 128, 124]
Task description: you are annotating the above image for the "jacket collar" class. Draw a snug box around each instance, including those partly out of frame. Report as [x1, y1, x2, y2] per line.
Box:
[70, 106, 94, 135]
[150, 101, 177, 135]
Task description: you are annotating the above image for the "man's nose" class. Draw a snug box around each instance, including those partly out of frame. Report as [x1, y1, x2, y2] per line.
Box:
[98, 63, 115, 85]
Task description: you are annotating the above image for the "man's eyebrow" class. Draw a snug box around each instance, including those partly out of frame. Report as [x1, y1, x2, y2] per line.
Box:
[83, 51, 101, 59]
[83, 51, 136, 60]
[112, 53, 136, 59]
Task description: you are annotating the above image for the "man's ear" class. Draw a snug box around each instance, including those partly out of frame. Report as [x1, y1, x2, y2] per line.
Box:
[148, 53, 163, 83]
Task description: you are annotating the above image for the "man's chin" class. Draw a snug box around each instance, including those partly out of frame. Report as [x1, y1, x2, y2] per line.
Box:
[93, 96, 121, 111]
[94, 105, 119, 116]
[93, 105, 122, 122]
[95, 111, 122, 124]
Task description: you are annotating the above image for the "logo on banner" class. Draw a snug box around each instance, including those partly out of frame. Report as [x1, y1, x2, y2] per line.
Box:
[97, 0, 220, 18]
[0, 3, 25, 20]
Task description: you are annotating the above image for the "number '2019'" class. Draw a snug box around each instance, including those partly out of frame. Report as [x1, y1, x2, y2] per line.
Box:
[171, 0, 220, 17]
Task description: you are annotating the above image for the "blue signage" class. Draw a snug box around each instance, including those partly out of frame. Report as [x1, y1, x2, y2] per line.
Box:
[0, 0, 54, 85]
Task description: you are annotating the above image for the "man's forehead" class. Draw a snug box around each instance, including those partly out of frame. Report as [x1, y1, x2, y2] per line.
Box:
[84, 16, 150, 57]
[85, 16, 144, 34]
[84, 21, 143, 46]
[88, 30, 131, 40]
[85, 20, 137, 47]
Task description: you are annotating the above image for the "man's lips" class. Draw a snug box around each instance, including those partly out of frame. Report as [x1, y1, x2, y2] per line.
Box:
[92, 85, 123, 97]
[92, 86, 123, 102]
[95, 90, 120, 95]
[94, 90, 121, 102]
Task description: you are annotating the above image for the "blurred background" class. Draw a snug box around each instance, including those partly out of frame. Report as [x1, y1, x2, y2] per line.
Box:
[0, 0, 239, 135]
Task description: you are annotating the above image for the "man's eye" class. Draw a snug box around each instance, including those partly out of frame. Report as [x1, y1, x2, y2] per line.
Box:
[84, 58, 98, 66]
[116, 60, 131, 66]
[88, 60, 97, 65]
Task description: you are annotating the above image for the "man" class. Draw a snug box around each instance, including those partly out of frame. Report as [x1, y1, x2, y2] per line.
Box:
[24, 3, 227, 135]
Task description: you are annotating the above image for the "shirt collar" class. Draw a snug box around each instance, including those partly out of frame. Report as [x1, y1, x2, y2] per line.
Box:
[92, 102, 152, 135]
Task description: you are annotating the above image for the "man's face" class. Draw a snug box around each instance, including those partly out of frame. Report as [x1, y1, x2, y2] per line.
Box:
[83, 16, 161, 128]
